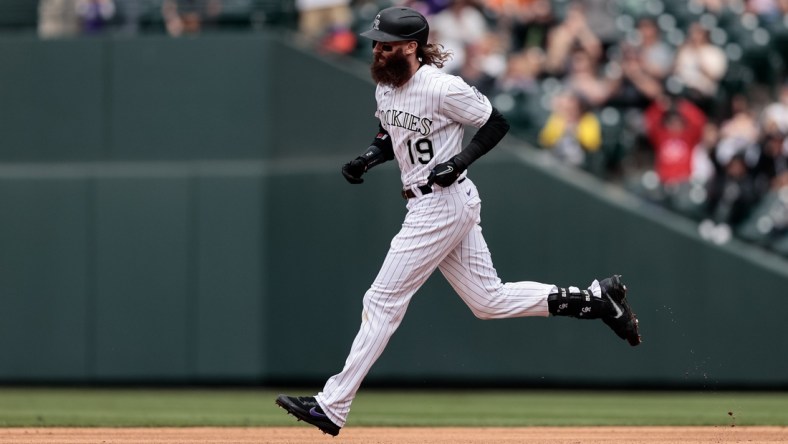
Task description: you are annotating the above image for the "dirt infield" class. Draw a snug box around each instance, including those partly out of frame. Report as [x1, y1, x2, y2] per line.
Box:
[1, 427, 787, 443]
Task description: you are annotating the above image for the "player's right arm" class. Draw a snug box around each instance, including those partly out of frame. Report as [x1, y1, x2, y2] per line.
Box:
[341, 124, 395, 184]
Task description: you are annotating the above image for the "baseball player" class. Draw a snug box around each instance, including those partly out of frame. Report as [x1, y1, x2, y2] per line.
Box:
[276, 6, 641, 437]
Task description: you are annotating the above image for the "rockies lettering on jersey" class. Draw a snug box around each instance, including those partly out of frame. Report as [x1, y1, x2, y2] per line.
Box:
[374, 65, 492, 188]
[379, 109, 433, 136]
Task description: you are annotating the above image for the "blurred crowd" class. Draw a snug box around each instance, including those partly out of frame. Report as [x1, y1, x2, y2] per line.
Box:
[30, 0, 788, 256]
[37, 0, 246, 38]
[331, 0, 788, 256]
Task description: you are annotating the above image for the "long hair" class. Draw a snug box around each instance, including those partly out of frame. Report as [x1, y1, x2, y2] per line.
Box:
[418, 43, 453, 68]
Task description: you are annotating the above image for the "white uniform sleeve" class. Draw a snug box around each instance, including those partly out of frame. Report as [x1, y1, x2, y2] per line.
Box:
[442, 78, 492, 128]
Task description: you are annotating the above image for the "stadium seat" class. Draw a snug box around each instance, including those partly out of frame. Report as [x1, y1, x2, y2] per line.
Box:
[665, 181, 708, 221]
[736, 190, 785, 245]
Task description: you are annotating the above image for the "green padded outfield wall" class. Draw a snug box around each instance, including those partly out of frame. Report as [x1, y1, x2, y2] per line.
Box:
[0, 33, 786, 386]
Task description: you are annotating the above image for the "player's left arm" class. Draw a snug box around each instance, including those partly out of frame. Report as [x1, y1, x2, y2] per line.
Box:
[429, 107, 510, 187]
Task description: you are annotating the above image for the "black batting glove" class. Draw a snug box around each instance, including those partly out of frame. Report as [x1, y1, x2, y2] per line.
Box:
[342, 157, 367, 184]
[428, 158, 464, 187]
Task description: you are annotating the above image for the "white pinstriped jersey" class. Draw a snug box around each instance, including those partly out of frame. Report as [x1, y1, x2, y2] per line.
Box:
[374, 64, 492, 188]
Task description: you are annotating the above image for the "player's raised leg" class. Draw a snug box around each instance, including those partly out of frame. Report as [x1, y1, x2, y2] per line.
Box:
[438, 223, 552, 319]
[437, 191, 640, 345]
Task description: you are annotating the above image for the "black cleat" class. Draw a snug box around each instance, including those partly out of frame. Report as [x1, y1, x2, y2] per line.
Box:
[275, 394, 341, 437]
[600, 275, 641, 346]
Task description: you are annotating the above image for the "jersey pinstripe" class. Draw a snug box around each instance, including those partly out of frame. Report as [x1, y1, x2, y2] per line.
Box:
[374, 65, 492, 188]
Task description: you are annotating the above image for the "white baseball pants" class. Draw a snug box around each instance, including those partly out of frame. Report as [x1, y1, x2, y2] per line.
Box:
[316, 178, 593, 427]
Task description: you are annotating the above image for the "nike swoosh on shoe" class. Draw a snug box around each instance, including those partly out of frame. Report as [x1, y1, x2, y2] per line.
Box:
[606, 295, 624, 319]
[309, 407, 327, 418]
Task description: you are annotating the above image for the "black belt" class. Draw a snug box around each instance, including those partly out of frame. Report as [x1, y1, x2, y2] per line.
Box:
[401, 178, 465, 200]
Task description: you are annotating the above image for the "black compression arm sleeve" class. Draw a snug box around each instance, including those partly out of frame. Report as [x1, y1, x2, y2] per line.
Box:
[452, 107, 510, 170]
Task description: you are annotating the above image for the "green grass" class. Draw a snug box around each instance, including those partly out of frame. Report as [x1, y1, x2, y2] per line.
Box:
[0, 388, 786, 427]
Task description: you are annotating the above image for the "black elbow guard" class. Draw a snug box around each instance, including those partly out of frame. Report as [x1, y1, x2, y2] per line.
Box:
[370, 127, 395, 161]
[362, 126, 394, 169]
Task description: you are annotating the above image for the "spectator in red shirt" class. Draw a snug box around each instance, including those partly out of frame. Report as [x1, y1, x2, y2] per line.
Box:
[644, 94, 707, 184]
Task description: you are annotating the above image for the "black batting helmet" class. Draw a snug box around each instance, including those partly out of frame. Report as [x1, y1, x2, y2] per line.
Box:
[360, 7, 429, 47]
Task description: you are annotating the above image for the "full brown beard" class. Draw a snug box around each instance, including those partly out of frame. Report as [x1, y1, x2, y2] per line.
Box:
[370, 47, 412, 88]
